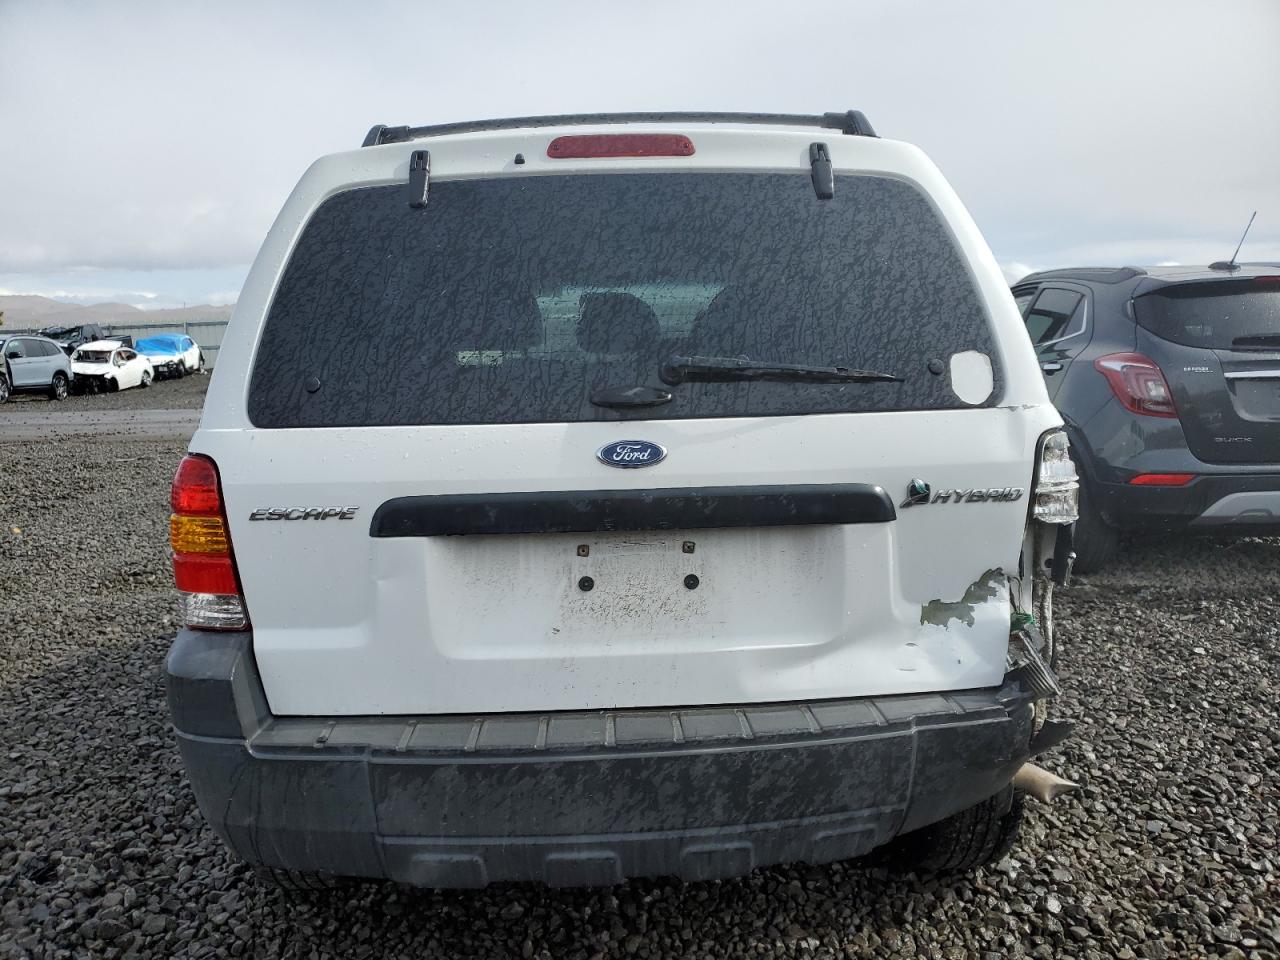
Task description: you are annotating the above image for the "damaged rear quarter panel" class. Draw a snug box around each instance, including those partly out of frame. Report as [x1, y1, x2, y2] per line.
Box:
[919, 568, 1006, 629]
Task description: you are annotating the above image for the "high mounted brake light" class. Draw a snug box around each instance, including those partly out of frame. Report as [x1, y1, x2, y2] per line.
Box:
[546, 134, 695, 159]
[1094, 353, 1177, 418]
[1032, 430, 1079, 524]
[170, 454, 247, 630]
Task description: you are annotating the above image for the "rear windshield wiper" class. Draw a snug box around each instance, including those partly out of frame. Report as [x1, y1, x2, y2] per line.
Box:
[1231, 334, 1280, 349]
[590, 384, 673, 408]
[660, 355, 901, 386]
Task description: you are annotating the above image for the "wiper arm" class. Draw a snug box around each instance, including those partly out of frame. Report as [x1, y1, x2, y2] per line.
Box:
[660, 355, 902, 386]
[590, 384, 673, 408]
[1231, 334, 1280, 349]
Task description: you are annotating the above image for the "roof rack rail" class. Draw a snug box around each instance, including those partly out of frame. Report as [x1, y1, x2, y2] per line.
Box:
[360, 110, 877, 148]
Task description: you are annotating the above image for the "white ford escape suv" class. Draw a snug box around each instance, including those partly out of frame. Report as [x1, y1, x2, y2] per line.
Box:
[165, 111, 1078, 890]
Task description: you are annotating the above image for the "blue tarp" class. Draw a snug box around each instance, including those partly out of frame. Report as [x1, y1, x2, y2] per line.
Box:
[135, 334, 189, 357]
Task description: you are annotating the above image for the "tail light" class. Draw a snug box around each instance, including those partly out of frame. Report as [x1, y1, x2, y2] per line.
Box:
[170, 454, 247, 630]
[1032, 430, 1079, 524]
[547, 134, 696, 159]
[1094, 353, 1177, 418]
[1129, 473, 1195, 486]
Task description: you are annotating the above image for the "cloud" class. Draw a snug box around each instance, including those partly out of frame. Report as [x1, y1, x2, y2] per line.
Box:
[1, 0, 1278, 302]
[0, 287, 158, 306]
[999, 262, 1037, 285]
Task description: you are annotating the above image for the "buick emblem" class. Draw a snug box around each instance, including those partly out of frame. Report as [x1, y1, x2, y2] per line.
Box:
[597, 440, 667, 468]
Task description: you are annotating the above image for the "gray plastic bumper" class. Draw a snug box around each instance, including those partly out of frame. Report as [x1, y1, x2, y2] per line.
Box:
[166, 630, 1036, 887]
[1192, 490, 1280, 526]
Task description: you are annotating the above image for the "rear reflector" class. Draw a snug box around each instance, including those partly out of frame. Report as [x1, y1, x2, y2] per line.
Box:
[547, 133, 695, 159]
[1129, 473, 1195, 486]
[170, 454, 247, 630]
[1094, 353, 1178, 418]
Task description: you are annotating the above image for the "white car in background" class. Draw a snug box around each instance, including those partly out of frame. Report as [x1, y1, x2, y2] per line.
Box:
[70, 340, 154, 393]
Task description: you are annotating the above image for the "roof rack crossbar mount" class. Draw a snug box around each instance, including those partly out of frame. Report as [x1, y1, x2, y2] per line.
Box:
[361, 110, 876, 148]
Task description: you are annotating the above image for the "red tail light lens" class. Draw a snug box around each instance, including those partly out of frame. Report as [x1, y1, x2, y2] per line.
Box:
[171, 455, 222, 515]
[1094, 353, 1178, 418]
[547, 134, 695, 159]
[170, 454, 247, 630]
[1129, 473, 1195, 486]
[173, 552, 240, 594]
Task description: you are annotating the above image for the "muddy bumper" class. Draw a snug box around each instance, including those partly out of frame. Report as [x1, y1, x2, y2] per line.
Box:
[166, 630, 1036, 887]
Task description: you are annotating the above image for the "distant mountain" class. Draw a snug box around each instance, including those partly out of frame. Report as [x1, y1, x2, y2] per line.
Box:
[0, 295, 233, 330]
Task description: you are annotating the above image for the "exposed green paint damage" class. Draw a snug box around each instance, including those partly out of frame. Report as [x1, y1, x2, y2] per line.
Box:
[920, 568, 1005, 629]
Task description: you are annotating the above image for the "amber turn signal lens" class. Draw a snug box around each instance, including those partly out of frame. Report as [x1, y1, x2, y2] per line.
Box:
[170, 514, 229, 554]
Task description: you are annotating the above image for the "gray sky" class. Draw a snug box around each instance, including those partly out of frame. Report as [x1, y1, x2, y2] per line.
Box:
[2, 0, 1278, 308]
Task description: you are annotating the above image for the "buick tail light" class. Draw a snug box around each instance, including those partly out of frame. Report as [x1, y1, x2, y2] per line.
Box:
[170, 454, 247, 629]
[1094, 352, 1177, 418]
[1032, 430, 1079, 524]
[1129, 473, 1195, 486]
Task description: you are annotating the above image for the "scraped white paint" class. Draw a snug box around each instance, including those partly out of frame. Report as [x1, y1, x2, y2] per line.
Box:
[950, 351, 994, 405]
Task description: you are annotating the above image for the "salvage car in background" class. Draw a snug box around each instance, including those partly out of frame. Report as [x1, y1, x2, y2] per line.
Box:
[70, 340, 153, 393]
[39, 322, 129, 355]
[1014, 264, 1280, 571]
[0, 334, 73, 402]
[136, 334, 204, 379]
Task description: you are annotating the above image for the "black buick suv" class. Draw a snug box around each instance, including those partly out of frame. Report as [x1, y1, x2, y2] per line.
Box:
[1013, 264, 1280, 571]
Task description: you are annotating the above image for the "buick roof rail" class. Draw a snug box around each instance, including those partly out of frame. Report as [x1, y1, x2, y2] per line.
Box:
[361, 110, 877, 148]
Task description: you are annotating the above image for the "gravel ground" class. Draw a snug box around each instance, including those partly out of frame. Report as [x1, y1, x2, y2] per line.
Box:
[1, 422, 1277, 959]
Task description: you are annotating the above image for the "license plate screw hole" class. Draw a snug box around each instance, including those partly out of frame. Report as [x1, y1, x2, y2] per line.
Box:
[576, 544, 590, 557]
[682, 541, 695, 554]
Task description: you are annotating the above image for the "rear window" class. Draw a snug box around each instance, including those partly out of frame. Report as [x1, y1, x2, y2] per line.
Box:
[249, 172, 1000, 427]
[1134, 280, 1280, 350]
[1024, 288, 1086, 345]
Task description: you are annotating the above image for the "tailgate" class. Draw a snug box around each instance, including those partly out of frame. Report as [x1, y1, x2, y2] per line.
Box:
[1135, 279, 1280, 465]
[199, 138, 1046, 716]
[200, 410, 1042, 715]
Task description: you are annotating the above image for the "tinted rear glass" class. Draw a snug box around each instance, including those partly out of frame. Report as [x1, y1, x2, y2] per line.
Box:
[249, 172, 999, 427]
[1025, 288, 1085, 345]
[1134, 280, 1280, 349]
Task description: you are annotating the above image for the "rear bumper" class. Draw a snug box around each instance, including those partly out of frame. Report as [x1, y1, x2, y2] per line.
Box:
[166, 630, 1036, 887]
[1094, 472, 1280, 531]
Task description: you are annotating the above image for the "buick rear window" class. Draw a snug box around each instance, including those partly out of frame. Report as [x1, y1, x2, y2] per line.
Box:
[1135, 280, 1280, 350]
[249, 172, 999, 427]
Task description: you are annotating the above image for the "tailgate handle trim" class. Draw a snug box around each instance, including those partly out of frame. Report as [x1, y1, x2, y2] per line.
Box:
[369, 483, 896, 538]
[1223, 369, 1280, 379]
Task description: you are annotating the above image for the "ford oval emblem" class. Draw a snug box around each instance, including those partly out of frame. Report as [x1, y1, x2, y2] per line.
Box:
[597, 440, 667, 468]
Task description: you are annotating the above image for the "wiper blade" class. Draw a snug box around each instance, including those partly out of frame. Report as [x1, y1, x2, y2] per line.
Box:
[590, 384, 673, 408]
[1231, 334, 1280, 349]
[660, 355, 901, 386]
